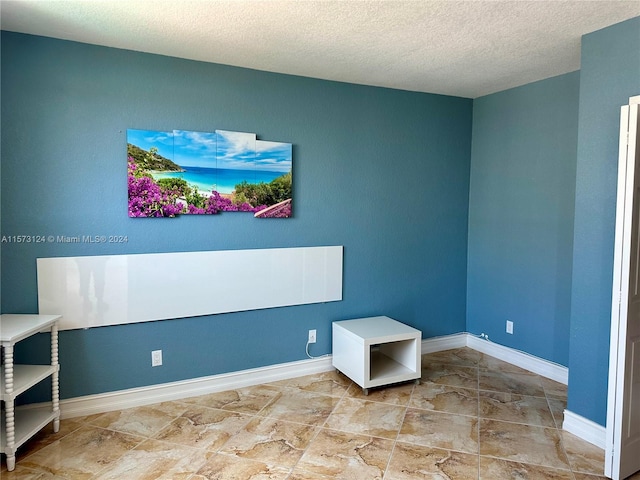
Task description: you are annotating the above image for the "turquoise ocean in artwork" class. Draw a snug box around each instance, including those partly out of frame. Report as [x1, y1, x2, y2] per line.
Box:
[151, 166, 286, 195]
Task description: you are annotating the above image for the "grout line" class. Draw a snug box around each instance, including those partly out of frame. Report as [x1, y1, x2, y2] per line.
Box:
[381, 379, 418, 479]
[12, 348, 593, 478]
[284, 372, 354, 478]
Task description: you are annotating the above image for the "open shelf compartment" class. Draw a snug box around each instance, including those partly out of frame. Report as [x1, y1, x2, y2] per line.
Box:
[0, 365, 58, 400]
[369, 339, 420, 386]
[0, 405, 58, 453]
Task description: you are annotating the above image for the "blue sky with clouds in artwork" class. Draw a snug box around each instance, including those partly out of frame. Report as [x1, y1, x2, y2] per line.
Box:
[173, 130, 218, 168]
[127, 128, 292, 172]
[215, 130, 256, 171]
[127, 129, 175, 160]
[256, 140, 292, 173]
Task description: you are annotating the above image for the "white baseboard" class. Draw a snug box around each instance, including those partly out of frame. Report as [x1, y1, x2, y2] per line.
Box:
[422, 332, 568, 384]
[58, 331, 599, 455]
[60, 333, 468, 419]
[563, 409, 606, 449]
[60, 355, 334, 419]
[59, 332, 568, 422]
[421, 332, 468, 353]
[465, 334, 568, 384]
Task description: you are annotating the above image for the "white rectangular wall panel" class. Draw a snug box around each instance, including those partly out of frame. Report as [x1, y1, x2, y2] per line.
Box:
[37, 246, 343, 331]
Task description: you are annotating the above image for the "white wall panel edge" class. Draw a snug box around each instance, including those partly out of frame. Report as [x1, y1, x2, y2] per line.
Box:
[37, 246, 343, 330]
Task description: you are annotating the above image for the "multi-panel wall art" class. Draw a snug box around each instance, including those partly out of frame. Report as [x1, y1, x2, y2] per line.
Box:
[127, 129, 292, 218]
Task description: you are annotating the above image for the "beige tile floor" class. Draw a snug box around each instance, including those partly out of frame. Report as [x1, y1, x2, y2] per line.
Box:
[2, 347, 638, 479]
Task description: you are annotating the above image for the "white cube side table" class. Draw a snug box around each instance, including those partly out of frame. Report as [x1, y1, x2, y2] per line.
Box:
[332, 316, 421, 394]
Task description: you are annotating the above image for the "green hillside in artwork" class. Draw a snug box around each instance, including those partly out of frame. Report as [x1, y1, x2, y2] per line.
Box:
[127, 143, 183, 172]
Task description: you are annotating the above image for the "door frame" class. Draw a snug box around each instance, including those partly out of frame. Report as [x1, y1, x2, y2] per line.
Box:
[606, 94, 640, 480]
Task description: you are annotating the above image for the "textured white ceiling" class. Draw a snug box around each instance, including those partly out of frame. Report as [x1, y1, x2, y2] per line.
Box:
[1, 0, 639, 98]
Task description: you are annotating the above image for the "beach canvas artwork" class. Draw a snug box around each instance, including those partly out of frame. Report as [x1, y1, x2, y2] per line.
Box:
[127, 128, 292, 218]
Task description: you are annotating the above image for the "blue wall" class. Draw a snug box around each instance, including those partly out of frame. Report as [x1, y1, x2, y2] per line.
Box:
[568, 17, 640, 426]
[467, 72, 580, 366]
[0, 32, 472, 399]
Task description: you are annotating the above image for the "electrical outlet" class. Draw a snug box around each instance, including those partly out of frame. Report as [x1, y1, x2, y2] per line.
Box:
[151, 349, 163, 367]
[506, 320, 514, 335]
[308, 329, 317, 344]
